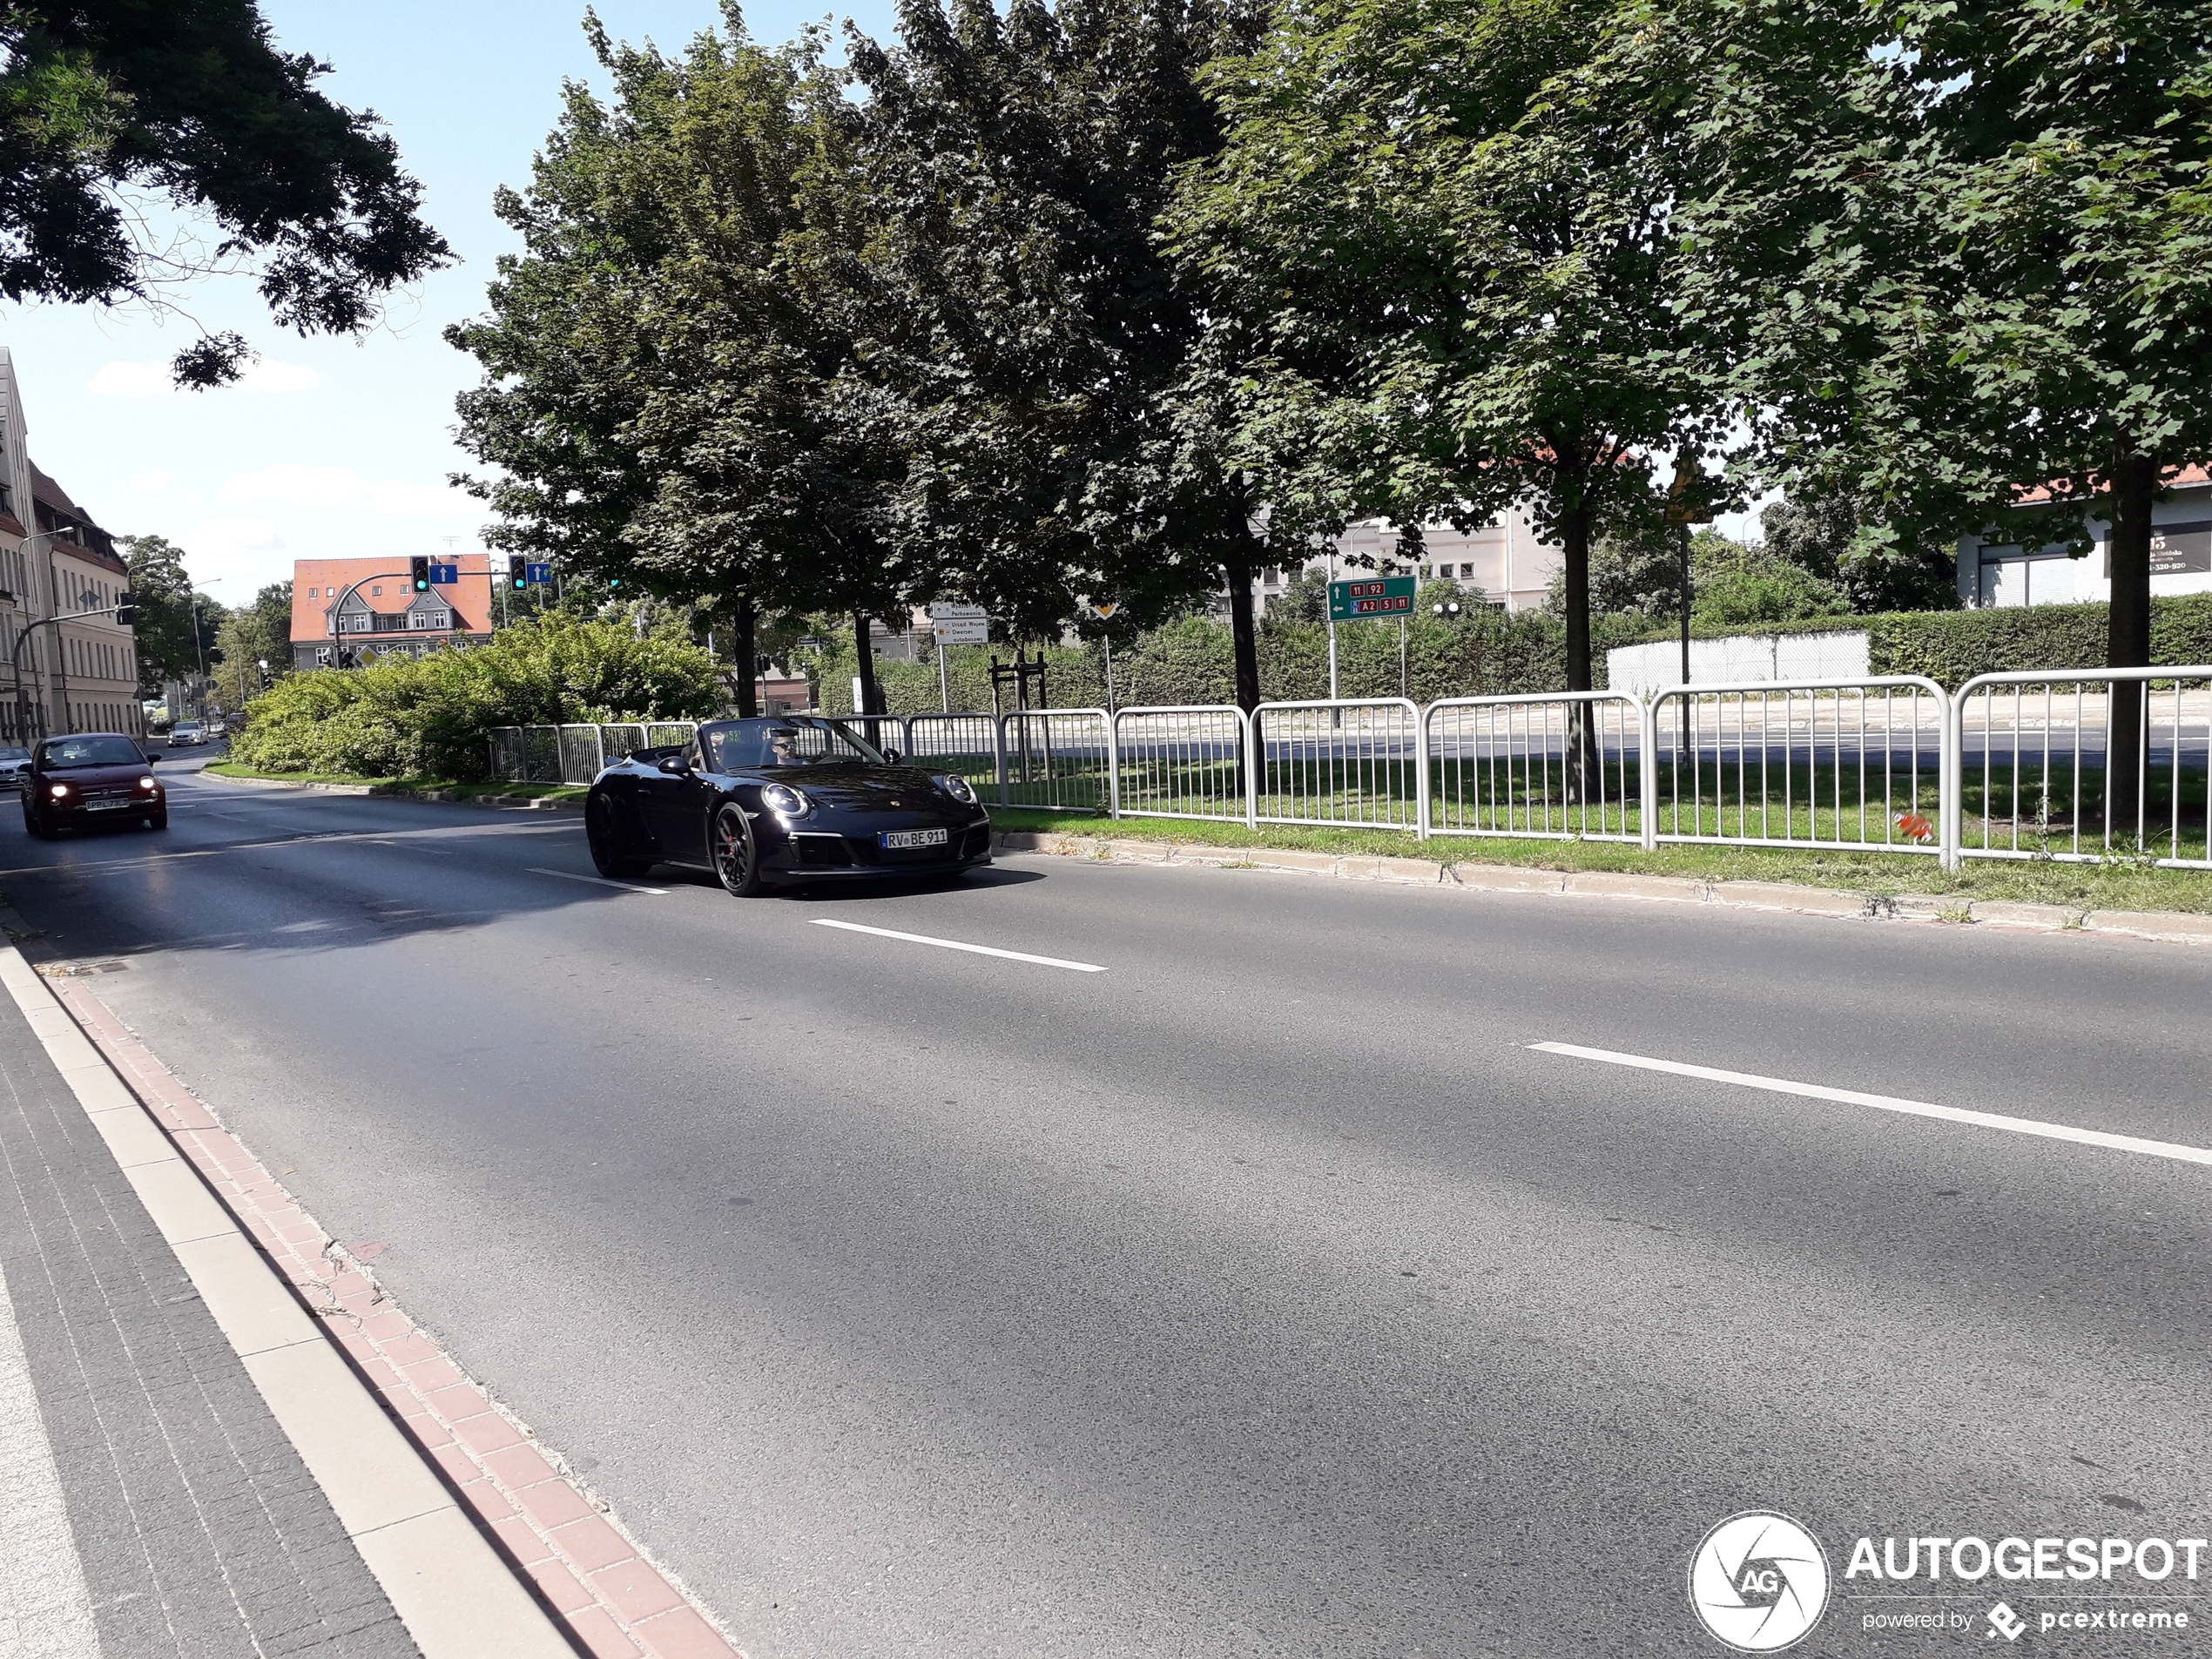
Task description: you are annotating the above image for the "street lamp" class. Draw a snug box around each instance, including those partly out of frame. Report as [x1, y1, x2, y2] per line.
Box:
[1433, 601, 1462, 619]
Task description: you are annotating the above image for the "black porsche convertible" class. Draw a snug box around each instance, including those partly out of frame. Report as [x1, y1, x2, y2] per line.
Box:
[583, 716, 994, 894]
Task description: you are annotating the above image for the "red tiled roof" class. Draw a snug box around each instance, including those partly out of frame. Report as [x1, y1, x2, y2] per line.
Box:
[2013, 464, 2211, 506]
[289, 555, 498, 644]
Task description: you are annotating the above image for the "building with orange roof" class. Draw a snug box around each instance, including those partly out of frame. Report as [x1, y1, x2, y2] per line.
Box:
[289, 554, 499, 670]
[1959, 465, 2212, 609]
[0, 347, 142, 743]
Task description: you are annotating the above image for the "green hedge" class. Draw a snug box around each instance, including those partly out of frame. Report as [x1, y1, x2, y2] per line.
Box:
[228, 616, 719, 780]
[814, 608, 1656, 712]
[817, 593, 2212, 711]
[1616, 592, 2212, 689]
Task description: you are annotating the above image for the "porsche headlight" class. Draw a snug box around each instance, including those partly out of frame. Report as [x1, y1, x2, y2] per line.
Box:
[934, 772, 978, 806]
[760, 780, 810, 818]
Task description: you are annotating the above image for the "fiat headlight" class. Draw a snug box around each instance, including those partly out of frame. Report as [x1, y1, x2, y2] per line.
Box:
[138, 774, 158, 792]
[49, 783, 70, 799]
[934, 772, 978, 806]
[760, 781, 810, 818]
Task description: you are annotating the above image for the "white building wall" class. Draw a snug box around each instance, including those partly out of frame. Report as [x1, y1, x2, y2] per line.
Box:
[1957, 481, 2212, 609]
[1607, 631, 1871, 698]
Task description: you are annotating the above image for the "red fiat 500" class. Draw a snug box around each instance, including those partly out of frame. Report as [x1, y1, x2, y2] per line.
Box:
[21, 732, 165, 837]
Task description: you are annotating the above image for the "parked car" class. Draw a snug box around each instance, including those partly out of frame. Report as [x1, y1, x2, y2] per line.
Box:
[20, 733, 165, 836]
[0, 745, 30, 792]
[168, 722, 203, 748]
[583, 716, 992, 894]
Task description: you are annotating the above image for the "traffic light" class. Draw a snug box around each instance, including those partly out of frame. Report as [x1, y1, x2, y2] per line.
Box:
[508, 555, 528, 588]
[115, 587, 136, 625]
[410, 556, 431, 593]
[607, 574, 621, 589]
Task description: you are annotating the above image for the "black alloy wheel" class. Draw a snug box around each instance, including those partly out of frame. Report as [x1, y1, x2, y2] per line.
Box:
[712, 802, 764, 897]
[586, 793, 646, 879]
[23, 802, 50, 839]
[145, 811, 166, 831]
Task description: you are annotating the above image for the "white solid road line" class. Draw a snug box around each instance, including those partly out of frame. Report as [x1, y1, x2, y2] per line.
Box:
[527, 867, 667, 895]
[1531, 1041, 2212, 1170]
[811, 918, 1107, 973]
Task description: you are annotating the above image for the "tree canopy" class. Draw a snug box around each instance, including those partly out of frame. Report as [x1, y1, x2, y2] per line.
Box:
[0, 0, 448, 384]
[118, 533, 217, 689]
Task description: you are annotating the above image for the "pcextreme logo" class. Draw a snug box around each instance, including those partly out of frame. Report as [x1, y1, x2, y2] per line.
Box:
[1689, 1511, 1832, 1653]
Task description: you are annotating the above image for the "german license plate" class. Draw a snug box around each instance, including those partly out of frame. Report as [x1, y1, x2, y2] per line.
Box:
[86, 799, 136, 812]
[880, 827, 948, 850]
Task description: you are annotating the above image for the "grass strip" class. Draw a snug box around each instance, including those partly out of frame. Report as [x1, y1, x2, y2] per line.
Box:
[987, 806, 2212, 914]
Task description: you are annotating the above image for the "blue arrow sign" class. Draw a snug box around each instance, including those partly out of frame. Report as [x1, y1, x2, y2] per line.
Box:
[428, 561, 460, 585]
[525, 563, 553, 586]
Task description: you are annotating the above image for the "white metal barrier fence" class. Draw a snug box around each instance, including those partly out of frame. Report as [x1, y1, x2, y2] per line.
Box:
[1425, 691, 1643, 843]
[1649, 678, 1950, 856]
[1251, 699, 1423, 833]
[1002, 709, 1113, 812]
[489, 672, 2212, 870]
[1113, 705, 1249, 825]
[489, 723, 698, 786]
[1950, 669, 2212, 869]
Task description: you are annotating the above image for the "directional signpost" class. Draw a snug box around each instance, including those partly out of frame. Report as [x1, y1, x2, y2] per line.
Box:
[1085, 600, 1123, 711]
[1324, 574, 1419, 699]
[1327, 575, 1416, 620]
[928, 604, 990, 710]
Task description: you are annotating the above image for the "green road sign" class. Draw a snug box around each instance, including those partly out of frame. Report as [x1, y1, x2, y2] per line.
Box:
[1328, 575, 1417, 620]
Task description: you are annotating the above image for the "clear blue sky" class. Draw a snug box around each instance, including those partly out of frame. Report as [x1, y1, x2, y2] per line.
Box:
[0, 0, 896, 603]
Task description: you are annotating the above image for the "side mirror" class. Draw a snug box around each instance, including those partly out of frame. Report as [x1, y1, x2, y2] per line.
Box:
[656, 754, 691, 775]
[883, 748, 902, 764]
[144, 753, 159, 764]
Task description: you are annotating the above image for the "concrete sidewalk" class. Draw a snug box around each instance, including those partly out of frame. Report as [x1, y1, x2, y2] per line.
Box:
[0, 961, 417, 1656]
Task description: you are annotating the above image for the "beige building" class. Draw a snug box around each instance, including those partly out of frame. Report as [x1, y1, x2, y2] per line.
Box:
[1244, 507, 1566, 617]
[0, 348, 141, 743]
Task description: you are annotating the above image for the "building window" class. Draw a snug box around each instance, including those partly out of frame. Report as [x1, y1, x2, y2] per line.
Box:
[371, 584, 382, 596]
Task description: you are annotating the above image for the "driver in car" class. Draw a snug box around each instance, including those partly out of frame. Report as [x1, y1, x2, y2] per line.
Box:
[766, 728, 803, 766]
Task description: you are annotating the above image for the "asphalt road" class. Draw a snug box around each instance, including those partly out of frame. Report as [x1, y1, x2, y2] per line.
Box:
[6, 757, 2211, 1656]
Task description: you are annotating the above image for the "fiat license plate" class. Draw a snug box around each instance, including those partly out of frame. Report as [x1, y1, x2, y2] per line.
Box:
[880, 827, 948, 850]
[87, 799, 136, 811]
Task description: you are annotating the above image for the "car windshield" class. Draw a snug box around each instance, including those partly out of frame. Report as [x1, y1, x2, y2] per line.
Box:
[38, 736, 146, 769]
[0, 747, 27, 762]
[705, 718, 885, 772]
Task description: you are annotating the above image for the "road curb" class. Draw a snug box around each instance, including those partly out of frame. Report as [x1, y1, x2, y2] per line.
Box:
[991, 831, 2212, 943]
[12, 942, 750, 1659]
[0, 933, 575, 1659]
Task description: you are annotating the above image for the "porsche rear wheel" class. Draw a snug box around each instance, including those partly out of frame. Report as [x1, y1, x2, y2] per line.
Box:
[587, 794, 647, 879]
[712, 803, 764, 897]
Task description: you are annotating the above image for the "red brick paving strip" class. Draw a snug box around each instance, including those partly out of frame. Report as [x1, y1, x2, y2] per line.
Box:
[43, 971, 746, 1659]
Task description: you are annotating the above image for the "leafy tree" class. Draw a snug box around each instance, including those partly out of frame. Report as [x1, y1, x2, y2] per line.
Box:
[118, 533, 218, 690]
[0, 0, 448, 384]
[849, 0, 1271, 705]
[1760, 488, 1957, 616]
[1624, 0, 2212, 809]
[1163, 0, 1730, 711]
[448, 12, 902, 718]
[212, 580, 293, 704]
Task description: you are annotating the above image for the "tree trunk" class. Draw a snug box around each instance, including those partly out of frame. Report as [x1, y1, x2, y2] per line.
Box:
[2105, 450, 2155, 840]
[732, 595, 759, 719]
[1561, 500, 1595, 801]
[1224, 550, 1261, 714]
[852, 609, 881, 717]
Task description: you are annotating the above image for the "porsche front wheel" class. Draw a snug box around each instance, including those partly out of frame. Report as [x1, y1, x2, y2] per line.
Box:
[712, 803, 764, 897]
[587, 794, 647, 879]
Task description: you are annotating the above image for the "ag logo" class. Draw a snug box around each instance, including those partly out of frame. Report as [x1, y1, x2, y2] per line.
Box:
[1689, 1511, 1831, 1652]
